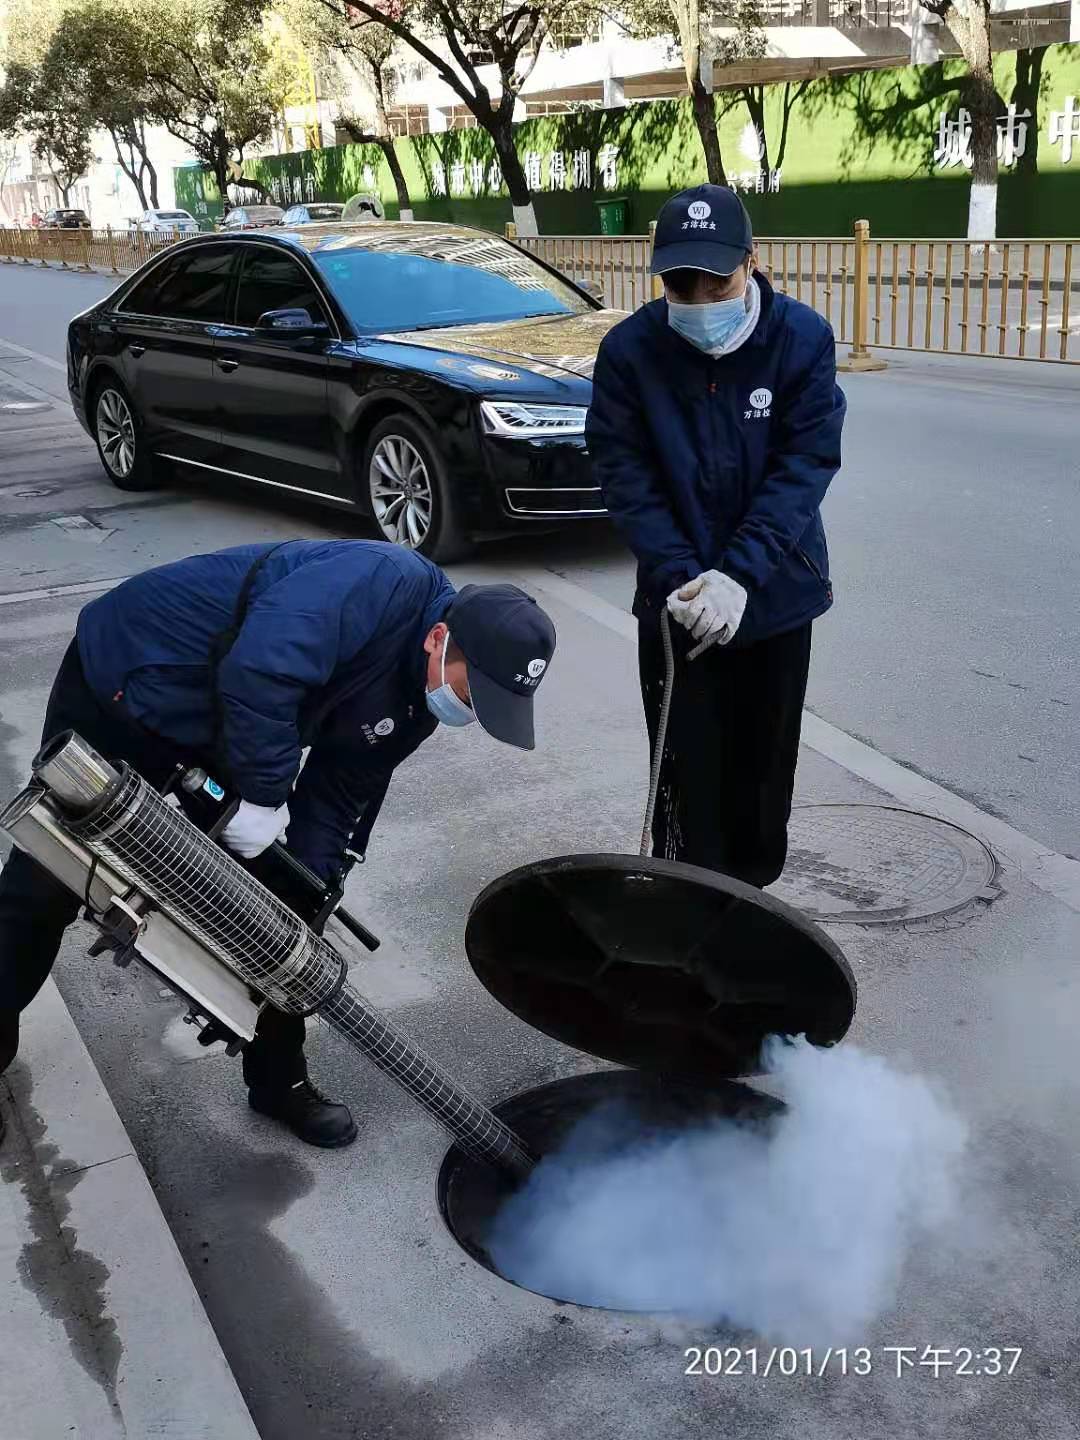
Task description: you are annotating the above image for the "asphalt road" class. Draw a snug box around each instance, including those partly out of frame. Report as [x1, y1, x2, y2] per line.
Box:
[2, 265, 1080, 1440]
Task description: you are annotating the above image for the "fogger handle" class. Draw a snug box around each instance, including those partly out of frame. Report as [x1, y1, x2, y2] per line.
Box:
[332, 906, 381, 952]
[177, 765, 380, 951]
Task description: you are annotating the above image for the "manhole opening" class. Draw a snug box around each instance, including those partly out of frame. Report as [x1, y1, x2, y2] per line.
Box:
[438, 1069, 782, 1309]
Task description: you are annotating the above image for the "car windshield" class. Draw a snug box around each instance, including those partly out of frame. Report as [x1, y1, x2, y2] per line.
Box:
[305, 205, 342, 219]
[58, 210, 86, 219]
[313, 238, 591, 334]
[244, 208, 282, 221]
[156, 211, 190, 220]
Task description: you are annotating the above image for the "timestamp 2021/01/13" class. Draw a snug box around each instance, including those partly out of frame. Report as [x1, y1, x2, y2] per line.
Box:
[683, 1346, 1023, 1379]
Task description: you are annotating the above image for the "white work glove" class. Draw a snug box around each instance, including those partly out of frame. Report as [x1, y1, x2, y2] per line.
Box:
[666, 569, 748, 645]
[220, 799, 290, 859]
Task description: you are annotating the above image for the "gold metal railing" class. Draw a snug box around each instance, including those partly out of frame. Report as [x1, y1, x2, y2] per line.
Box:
[0, 225, 186, 273]
[513, 221, 1080, 367]
[4, 220, 1077, 365]
[509, 227, 658, 313]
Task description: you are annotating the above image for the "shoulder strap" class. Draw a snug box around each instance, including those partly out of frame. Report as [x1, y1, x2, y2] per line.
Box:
[208, 542, 290, 782]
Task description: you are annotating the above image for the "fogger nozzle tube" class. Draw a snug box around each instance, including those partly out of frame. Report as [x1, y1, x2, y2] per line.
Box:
[28, 733, 536, 1181]
[33, 731, 120, 811]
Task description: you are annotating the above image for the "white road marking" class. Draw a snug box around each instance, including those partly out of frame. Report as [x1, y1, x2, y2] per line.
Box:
[0, 575, 130, 606]
[0, 337, 67, 372]
[513, 565, 1080, 915]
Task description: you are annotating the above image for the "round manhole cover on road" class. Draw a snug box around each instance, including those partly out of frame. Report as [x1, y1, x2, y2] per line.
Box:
[771, 804, 998, 925]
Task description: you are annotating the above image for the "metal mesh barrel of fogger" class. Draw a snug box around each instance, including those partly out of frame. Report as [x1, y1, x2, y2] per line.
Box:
[35, 733, 534, 1179]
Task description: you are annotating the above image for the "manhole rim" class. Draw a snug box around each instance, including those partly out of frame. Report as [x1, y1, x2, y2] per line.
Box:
[437, 1068, 783, 1313]
[777, 802, 999, 926]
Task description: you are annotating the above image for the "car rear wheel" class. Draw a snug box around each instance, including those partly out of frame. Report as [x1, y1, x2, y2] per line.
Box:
[91, 380, 159, 492]
[362, 414, 470, 563]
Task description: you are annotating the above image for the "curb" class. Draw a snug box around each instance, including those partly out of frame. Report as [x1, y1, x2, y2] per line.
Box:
[1, 979, 259, 1439]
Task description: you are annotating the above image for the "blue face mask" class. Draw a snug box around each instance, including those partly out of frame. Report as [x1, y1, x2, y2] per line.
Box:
[425, 633, 476, 729]
[667, 288, 748, 353]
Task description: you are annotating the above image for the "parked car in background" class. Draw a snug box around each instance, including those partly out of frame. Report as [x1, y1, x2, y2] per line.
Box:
[42, 208, 91, 229]
[282, 202, 344, 226]
[66, 221, 620, 561]
[216, 205, 284, 232]
[138, 208, 200, 235]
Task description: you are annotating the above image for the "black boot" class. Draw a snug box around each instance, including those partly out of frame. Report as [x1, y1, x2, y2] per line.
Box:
[248, 1078, 358, 1148]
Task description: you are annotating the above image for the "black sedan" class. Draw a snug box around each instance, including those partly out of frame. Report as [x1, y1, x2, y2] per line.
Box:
[44, 207, 91, 229]
[66, 222, 621, 560]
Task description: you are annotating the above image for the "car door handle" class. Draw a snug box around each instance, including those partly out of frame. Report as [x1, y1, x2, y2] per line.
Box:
[129, 343, 145, 357]
[215, 357, 239, 372]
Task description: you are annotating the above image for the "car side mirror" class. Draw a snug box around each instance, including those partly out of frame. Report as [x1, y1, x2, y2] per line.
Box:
[255, 308, 328, 337]
[579, 280, 606, 304]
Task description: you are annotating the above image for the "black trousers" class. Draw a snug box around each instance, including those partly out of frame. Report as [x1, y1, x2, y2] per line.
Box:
[0, 641, 306, 1089]
[638, 615, 812, 889]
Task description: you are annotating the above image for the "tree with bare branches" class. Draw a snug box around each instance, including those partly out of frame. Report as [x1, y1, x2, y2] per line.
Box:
[288, 0, 415, 217]
[0, 58, 94, 204]
[124, 0, 297, 210]
[44, 0, 162, 208]
[312, 0, 595, 234]
[622, 0, 765, 186]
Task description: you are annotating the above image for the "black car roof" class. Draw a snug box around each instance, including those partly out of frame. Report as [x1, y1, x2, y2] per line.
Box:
[195, 220, 516, 262]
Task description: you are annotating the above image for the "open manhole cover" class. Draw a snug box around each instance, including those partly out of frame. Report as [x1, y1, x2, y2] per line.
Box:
[771, 804, 998, 925]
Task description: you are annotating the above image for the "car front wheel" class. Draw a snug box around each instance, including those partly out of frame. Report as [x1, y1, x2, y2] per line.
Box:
[91, 380, 159, 492]
[361, 414, 469, 563]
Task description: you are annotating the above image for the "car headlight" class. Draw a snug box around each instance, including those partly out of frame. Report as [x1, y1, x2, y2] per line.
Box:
[480, 400, 587, 439]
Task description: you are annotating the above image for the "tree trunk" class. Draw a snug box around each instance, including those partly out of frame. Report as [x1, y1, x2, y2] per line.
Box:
[964, 59, 998, 240]
[776, 81, 809, 172]
[742, 86, 769, 175]
[689, 74, 726, 185]
[943, 0, 997, 240]
[213, 153, 230, 212]
[378, 137, 413, 220]
[1012, 47, 1043, 176]
[136, 121, 160, 207]
[146, 151, 160, 208]
[673, 0, 726, 186]
[492, 118, 537, 235]
[109, 129, 149, 209]
[371, 67, 413, 220]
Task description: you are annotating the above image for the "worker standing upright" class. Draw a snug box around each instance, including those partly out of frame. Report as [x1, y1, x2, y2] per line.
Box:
[586, 185, 845, 888]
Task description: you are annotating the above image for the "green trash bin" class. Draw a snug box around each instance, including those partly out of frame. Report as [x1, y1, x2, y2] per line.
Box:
[595, 197, 629, 236]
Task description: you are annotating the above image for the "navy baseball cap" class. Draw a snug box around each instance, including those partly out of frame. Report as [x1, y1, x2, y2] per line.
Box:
[650, 185, 753, 278]
[446, 584, 556, 750]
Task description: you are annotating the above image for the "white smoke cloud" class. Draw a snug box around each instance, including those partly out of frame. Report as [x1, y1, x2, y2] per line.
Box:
[487, 1039, 966, 1343]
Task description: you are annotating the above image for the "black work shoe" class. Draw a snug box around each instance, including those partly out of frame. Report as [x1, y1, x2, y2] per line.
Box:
[248, 1079, 358, 1148]
[0, 1010, 18, 1075]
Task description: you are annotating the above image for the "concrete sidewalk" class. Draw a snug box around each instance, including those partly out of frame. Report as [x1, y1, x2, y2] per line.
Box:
[1, 979, 259, 1439]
